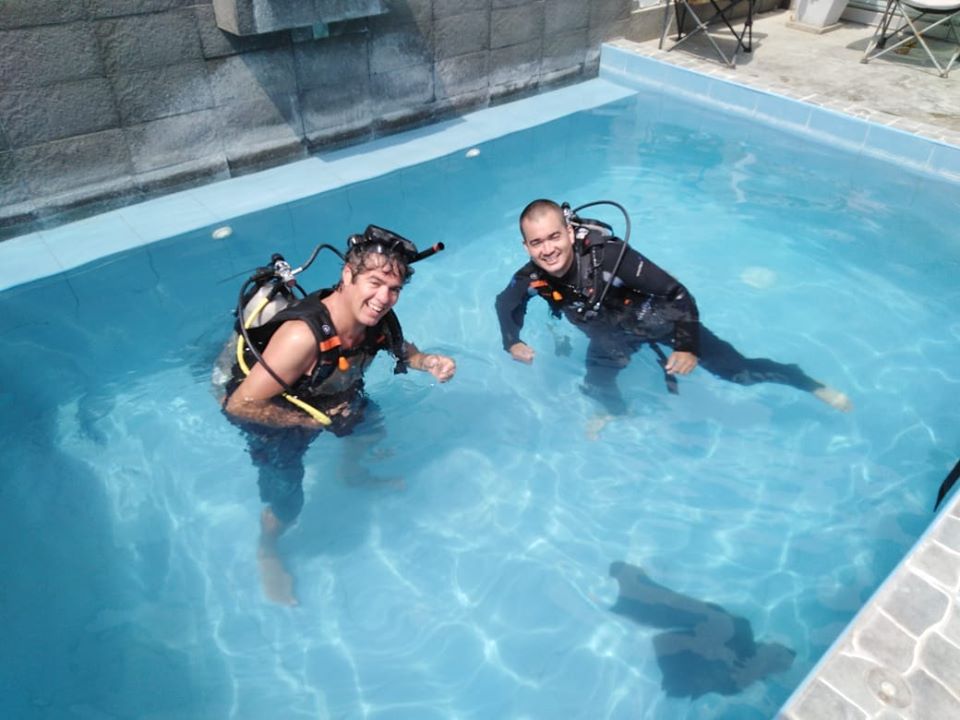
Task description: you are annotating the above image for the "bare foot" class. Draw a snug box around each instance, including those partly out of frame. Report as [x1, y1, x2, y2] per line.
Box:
[813, 386, 853, 412]
[257, 547, 299, 606]
[258, 508, 298, 606]
[586, 414, 614, 440]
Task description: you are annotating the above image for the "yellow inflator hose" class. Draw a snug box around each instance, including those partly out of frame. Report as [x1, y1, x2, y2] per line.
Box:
[237, 295, 332, 426]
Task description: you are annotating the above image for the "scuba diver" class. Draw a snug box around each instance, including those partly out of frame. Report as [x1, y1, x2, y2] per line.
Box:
[494, 199, 851, 430]
[218, 225, 455, 605]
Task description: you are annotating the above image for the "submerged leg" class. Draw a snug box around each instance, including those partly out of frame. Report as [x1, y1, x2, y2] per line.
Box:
[333, 401, 401, 489]
[582, 333, 640, 420]
[247, 425, 318, 606]
[258, 506, 298, 607]
[696, 326, 851, 411]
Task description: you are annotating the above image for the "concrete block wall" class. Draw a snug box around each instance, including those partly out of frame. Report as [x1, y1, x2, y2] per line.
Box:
[0, 0, 636, 240]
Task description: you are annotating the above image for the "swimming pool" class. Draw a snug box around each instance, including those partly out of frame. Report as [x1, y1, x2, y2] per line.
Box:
[2, 71, 959, 720]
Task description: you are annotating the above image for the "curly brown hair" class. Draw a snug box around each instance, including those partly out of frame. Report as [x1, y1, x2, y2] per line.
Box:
[338, 244, 413, 289]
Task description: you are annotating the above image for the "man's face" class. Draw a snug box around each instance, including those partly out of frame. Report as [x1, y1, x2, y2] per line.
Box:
[341, 255, 405, 326]
[521, 209, 575, 277]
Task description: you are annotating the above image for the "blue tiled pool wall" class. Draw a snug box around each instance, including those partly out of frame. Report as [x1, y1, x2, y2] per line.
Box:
[599, 45, 960, 183]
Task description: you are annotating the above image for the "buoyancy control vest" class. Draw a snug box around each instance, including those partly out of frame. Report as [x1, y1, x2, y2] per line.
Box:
[237, 288, 408, 403]
[526, 218, 631, 320]
[525, 218, 681, 393]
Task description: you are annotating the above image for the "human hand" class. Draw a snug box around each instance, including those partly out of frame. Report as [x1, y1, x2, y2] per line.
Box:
[509, 342, 535, 364]
[422, 353, 456, 383]
[664, 350, 698, 375]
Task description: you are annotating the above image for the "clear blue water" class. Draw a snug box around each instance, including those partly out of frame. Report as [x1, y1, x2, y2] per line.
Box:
[2, 89, 959, 720]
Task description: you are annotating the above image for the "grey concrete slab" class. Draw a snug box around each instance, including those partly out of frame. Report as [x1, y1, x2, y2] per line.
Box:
[0, 151, 31, 205]
[95, 10, 204, 74]
[123, 110, 225, 174]
[434, 11, 489, 59]
[299, 79, 372, 141]
[433, 0, 488, 20]
[542, 28, 588, 75]
[207, 47, 298, 106]
[111, 62, 214, 125]
[13, 129, 135, 202]
[545, 0, 590, 34]
[434, 50, 491, 99]
[491, 3, 545, 50]
[292, 34, 368, 91]
[371, 62, 434, 106]
[194, 4, 289, 59]
[490, 39, 542, 94]
[368, 23, 433, 73]
[0, 0, 86, 29]
[0, 78, 119, 146]
[370, 0, 432, 28]
[0, 23, 104, 89]
[86, 1, 196, 19]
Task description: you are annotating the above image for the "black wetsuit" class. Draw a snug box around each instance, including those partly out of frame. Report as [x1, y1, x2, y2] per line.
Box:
[495, 230, 821, 414]
[224, 290, 404, 524]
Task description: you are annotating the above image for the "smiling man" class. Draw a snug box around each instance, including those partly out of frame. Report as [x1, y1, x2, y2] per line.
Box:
[495, 199, 850, 428]
[223, 225, 455, 604]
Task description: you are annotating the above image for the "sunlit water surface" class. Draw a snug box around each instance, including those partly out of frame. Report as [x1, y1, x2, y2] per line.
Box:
[2, 90, 959, 720]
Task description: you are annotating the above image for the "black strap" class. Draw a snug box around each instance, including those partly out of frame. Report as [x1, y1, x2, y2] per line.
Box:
[648, 343, 679, 395]
[934, 458, 960, 511]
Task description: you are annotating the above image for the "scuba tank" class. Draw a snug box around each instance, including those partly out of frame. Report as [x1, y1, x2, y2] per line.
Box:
[238, 254, 298, 330]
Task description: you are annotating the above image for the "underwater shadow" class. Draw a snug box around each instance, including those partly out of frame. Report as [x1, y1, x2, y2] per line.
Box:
[608, 561, 795, 699]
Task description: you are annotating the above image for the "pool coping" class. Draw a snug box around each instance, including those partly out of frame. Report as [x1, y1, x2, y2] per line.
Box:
[594, 42, 960, 720]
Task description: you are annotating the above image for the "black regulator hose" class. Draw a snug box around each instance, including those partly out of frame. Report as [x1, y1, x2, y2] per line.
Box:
[235, 274, 299, 396]
[572, 200, 632, 312]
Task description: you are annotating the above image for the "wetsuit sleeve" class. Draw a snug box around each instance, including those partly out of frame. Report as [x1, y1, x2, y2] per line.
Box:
[605, 241, 701, 355]
[495, 266, 534, 351]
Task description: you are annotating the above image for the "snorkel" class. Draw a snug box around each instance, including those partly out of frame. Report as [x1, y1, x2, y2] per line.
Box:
[234, 226, 444, 425]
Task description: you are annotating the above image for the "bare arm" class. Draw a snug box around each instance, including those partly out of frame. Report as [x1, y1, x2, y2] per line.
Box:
[404, 341, 456, 383]
[225, 320, 324, 428]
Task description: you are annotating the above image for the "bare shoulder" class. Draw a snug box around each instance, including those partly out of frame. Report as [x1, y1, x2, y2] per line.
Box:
[268, 319, 317, 351]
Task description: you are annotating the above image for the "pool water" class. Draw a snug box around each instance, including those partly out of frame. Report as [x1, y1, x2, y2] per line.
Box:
[2, 89, 959, 720]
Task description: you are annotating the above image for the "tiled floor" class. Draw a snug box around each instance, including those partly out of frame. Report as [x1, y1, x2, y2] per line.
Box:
[626, 7, 960, 143]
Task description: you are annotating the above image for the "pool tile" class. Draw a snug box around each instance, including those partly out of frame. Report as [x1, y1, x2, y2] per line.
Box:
[808, 108, 869, 152]
[754, 91, 813, 132]
[115, 192, 219, 244]
[864, 124, 935, 170]
[708, 79, 761, 115]
[0, 231, 64, 291]
[41, 211, 144, 273]
[928, 143, 960, 181]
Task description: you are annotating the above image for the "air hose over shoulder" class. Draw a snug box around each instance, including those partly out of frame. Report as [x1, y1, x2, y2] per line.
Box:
[234, 249, 343, 427]
[565, 199, 632, 314]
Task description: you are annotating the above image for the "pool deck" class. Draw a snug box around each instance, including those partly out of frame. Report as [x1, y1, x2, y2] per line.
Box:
[608, 9, 960, 720]
[1, 9, 959, 719]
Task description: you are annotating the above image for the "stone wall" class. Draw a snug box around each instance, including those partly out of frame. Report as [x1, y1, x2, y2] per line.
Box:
[0, 0, 637, 240]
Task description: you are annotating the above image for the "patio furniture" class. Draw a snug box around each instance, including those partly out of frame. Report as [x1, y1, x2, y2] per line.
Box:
[861, 0, 960, 77]
[659, 0, 758, 67]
